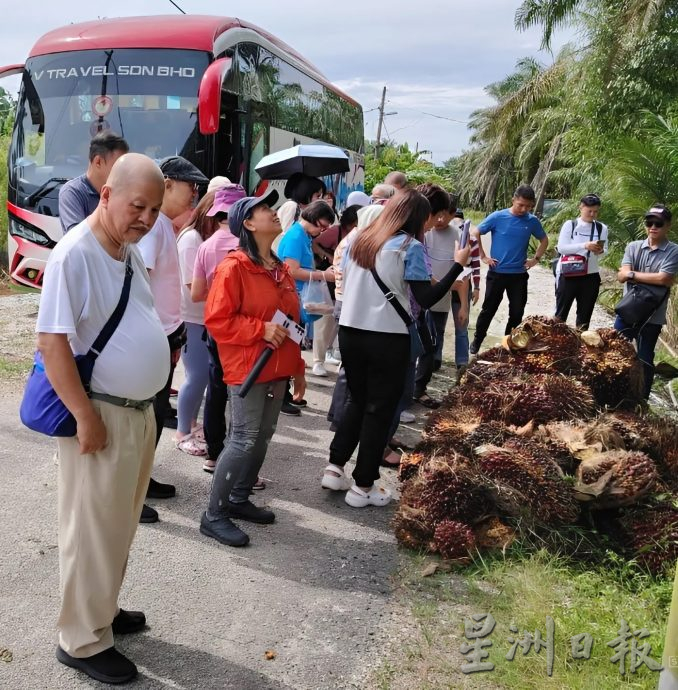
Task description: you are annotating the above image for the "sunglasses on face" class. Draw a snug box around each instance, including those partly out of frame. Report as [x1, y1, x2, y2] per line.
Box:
[645, 219, 665, 229]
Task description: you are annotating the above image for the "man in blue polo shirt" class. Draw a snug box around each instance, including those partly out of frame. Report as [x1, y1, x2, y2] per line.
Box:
[58, 132, 129, 234]
[470, 185, 548, 354]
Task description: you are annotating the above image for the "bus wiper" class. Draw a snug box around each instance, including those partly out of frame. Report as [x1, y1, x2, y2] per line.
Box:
[25, 177, 69, 207]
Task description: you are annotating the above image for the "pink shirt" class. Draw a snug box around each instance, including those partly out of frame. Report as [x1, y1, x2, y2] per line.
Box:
[193, 228, 239, 288]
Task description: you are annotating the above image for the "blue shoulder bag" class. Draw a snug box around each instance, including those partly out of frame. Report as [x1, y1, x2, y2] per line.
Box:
[20, 256, 133, 437]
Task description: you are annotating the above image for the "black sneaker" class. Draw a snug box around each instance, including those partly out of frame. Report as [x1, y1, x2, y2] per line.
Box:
[146, 477, 176, 499]
[227, 500, 275, 524]
[56, 645, 137, 684]
[112, 609, 146, 635]
[469, 341, 480, 356]
[139, 504, 158, 523]
[199, 512, 249, 547]
[289, 398, 308, 407]
[280, 401, 301, 416]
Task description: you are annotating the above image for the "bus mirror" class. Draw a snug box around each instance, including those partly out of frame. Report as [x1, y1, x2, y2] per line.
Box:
[198, 57, 232, 135]
[0, 63, 24, 79]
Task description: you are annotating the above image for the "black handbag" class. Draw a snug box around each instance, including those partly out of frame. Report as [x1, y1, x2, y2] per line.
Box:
[614, 283, 669, 329]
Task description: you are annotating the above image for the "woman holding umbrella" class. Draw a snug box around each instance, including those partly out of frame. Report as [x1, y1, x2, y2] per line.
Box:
[276, 172, 326, 235]
[200, 191, 306, 547]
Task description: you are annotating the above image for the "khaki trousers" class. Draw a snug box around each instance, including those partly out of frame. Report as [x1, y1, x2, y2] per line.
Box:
[56, 400, 156, 658]
[312, 313, 338, 364]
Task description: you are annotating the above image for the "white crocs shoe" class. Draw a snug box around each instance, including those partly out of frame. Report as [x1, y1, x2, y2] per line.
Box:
[345, 484, 392, 508]
[321, 464, 352, 491]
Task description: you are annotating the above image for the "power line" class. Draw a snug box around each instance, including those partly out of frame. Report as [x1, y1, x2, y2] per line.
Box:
[387, 103, 468, 125]
[168, 0, 186, 14]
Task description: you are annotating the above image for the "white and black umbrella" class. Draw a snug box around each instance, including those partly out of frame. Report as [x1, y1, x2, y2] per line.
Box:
[255, 144, 349, 180]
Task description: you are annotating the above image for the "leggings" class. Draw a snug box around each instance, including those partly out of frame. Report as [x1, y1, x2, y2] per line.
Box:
[177, 322, 209, 435]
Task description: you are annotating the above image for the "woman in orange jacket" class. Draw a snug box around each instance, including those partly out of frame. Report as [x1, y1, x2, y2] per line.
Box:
[200, 191, 306, 547]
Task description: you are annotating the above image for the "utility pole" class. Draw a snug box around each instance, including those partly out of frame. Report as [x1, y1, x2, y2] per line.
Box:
[375, 86, 397, 159]
[375, 87, 387, 158]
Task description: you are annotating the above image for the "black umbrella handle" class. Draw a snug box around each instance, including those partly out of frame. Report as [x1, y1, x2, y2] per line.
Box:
[238, 347, 274, 398]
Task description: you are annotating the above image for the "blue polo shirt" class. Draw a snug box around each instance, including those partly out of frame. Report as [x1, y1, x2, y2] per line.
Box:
[58, 174, 100, 234]
[479, 209, 546, 273]
[277, 221, 314, 292]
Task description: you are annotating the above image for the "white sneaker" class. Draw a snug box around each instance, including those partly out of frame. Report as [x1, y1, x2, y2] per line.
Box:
[400, 410, 416, 423]
[325, 353, 341, 366]
[321, 464, 352, 491]
[312, 363, 328, 377]
[345, 484, 392, 508]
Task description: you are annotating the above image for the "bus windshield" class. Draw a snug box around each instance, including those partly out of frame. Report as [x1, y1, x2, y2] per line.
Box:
[10, 48, 209, 209]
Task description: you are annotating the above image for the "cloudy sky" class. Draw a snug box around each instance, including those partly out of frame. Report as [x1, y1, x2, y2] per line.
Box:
[0, 1, 574, 163]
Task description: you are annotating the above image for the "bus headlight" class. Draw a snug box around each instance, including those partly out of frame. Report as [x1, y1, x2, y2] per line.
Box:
[8, 217, 56, 248]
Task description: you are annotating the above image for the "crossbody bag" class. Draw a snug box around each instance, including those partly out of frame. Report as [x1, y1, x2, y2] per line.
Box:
[614, 243, 670, 329]
[20, 256, 134, 437]
[370, 268, 434, 362]
[560, 220, 601, 277]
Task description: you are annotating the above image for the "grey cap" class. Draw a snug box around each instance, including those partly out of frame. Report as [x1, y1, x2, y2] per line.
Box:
[159, 156, 209, 185]
[228, 190, 280, 238]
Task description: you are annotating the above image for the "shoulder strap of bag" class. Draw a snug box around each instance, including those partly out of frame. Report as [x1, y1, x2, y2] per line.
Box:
[370, 267, 414, 327]
[89, 255, 134, 357]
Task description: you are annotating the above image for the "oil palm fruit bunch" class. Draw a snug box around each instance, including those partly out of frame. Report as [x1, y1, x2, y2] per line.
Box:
[400, 453, 494, 529]
[575, 450, 659, 509]
[475, 444, 579, 525]
[432, 520, 476, 560]
[620, 503, 678, 575]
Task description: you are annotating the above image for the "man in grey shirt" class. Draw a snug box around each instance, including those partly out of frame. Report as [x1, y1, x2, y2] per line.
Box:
[615, 203, 678, 397]
[58, 132, 129, 234]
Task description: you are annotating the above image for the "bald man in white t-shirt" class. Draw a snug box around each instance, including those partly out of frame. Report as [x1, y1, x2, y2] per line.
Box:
[37, 154, 169, 684]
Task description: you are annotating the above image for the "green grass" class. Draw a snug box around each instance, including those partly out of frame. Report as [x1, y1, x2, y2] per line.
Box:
[373, 541, 672, 690]
[0, 356, 31, 379]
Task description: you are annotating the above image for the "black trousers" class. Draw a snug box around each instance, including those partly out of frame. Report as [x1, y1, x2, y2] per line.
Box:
[414, 310, 448, 397]
[473, 272, 529, 347]
[554, 272, 601, 329]
[204, 335, 229, 461]
[153, 323, 186, 447]
[329, 327, 410, 487]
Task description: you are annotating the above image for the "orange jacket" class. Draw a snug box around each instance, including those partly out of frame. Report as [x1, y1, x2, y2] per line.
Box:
[204, 250, 305, 385]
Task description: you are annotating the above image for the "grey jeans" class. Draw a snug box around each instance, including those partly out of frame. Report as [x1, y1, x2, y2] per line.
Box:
[207, 379, 285, 516]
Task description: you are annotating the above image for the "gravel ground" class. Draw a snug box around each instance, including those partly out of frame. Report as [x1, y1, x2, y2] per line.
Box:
[0, 264, 614, 690]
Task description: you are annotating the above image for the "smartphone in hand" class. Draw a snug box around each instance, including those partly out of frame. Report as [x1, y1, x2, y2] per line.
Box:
[459, 222, 470, 249]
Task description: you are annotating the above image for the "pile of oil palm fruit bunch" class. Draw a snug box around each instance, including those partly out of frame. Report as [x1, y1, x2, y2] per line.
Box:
[394, 316, 678, 575]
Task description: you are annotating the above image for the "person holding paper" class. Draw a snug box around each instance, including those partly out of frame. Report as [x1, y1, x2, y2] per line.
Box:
[200, 193, 306, 547]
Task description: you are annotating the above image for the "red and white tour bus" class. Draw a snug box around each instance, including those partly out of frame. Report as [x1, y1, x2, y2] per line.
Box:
[0, 15, 364, 287]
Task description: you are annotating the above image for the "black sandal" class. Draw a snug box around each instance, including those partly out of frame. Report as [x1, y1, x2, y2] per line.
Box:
[414, 394, 440, 409]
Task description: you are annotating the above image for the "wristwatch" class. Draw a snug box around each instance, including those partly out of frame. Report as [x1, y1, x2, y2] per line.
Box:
[628, 271, 636, 281]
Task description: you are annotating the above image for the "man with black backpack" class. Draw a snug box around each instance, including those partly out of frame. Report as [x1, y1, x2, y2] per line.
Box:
[615, 204, 678, 398]
[554, 193, 608, 330]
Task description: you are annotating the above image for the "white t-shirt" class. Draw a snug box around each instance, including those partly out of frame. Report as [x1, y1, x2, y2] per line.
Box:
[340, 233, 430, 334]
[138, 211, 183, 334]
[556, 219, 609, 276]
[424, 224, 460, 312]
[37, 222, 170, 400]
[176, 227, 204, 325]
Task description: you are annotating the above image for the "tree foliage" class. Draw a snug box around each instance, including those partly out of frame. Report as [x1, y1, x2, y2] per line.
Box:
[363, 140, 454, 194]
[457, 1, 678, 345]
[0, 87, 15, 258]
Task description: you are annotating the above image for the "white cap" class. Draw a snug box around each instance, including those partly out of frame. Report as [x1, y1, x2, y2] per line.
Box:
[346, 191, 371, 207]
[207, 175, 232, 194]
